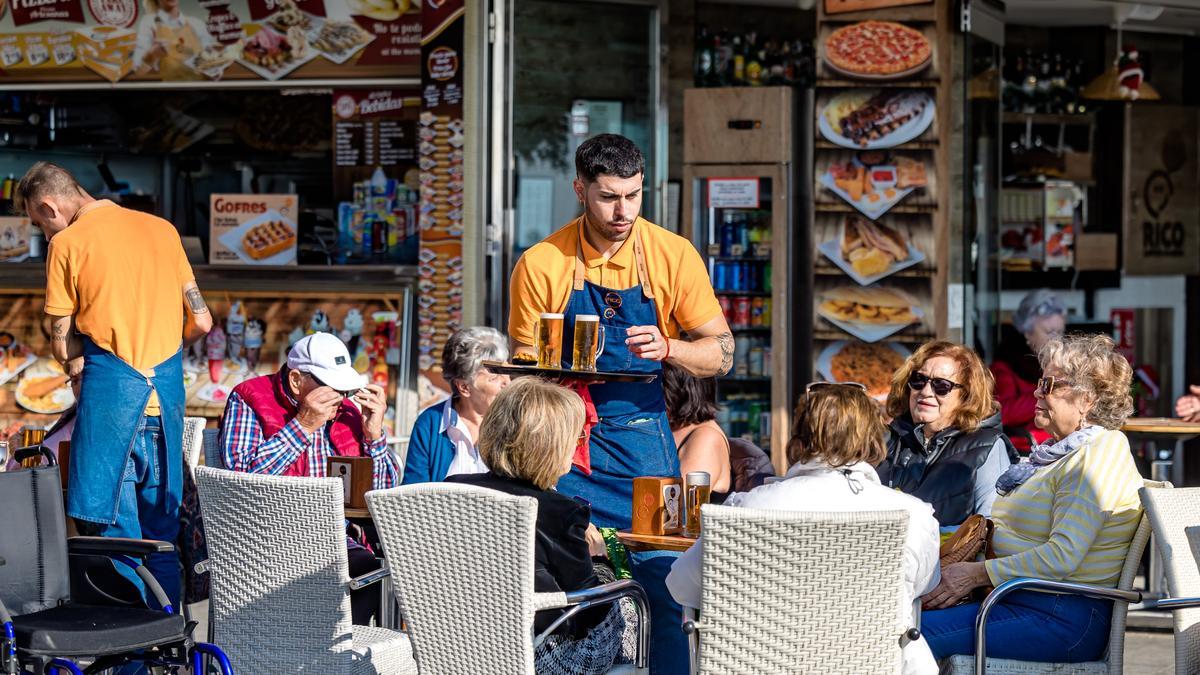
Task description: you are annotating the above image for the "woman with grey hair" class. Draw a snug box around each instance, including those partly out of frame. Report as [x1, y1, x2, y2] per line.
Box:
[403, 327, 511, 483]
[991, 289, 1067, 452]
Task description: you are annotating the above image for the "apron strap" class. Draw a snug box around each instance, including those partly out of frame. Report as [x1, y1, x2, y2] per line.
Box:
[573, 219, 655, 300]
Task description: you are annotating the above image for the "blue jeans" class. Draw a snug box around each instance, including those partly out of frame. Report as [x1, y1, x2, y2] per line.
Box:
[77, 417, 182, 610]
[923, 590, 1112, 662]
[629, 550, 688, 675]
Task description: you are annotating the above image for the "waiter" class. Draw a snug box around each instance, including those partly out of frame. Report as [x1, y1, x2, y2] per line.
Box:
[509, 133, 733, 674]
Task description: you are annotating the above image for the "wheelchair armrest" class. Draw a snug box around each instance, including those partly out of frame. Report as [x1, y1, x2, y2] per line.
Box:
[69, 536, 175, 557]
[348, 565, 390, 591]
[533, 579, 649, 670]
[1140, 596, 1200, 612]
[973, 578, 1142, 674]
[194, 559, 210, 575]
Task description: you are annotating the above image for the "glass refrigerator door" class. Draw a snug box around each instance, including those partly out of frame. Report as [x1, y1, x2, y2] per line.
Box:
[696, 176, 775, 453]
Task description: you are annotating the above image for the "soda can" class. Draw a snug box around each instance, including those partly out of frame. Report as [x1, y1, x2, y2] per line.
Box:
[733, 338, 750, 377]
[760, 297, 772, 326]
[733, 296, 752, 329]
[748, 345, 764, 377]
[763, 262, 773, 292]
[720, 220, 735, 257]
[751, 297, 765, 327]
[713, 261, 727, 291]
[719, 295, 733, 321]
[729, 261, 744, 291]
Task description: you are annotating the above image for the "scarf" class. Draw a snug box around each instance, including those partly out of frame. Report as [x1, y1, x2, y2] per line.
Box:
[995, 425, 1104, 495]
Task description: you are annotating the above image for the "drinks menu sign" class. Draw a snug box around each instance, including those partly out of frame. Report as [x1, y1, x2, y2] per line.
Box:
[0, 0, 419, 83]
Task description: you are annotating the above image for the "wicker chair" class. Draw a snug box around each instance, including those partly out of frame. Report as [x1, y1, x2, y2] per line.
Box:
[1139, 485, 1200, 674]
[202, 428, 223, 469]
[365, 482, 650, 674]
[194, 466, 416, 674]
[183, 416, 205, 474]
[681, 504, 916, 675]
[940, 479, 1169, 675]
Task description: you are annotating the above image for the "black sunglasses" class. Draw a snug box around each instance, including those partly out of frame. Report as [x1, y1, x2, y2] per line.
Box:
[907, 372, 963, 397]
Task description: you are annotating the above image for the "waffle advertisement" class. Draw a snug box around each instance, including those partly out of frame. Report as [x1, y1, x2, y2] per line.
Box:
[0, 0, 421, 83]
[209, 193, 299, 265]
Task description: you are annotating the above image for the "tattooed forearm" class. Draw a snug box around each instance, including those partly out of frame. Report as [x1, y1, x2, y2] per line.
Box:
[185, 287, 209, 314]
[715, 331, 734, 375]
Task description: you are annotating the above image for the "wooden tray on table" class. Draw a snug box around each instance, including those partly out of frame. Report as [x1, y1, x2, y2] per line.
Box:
[482, 361, 657, 384]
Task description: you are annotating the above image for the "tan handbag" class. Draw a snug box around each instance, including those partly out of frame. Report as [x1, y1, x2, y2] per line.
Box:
[935, 514, 996, 605]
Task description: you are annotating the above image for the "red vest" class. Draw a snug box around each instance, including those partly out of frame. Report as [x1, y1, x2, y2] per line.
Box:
[231, 369, 366, 476]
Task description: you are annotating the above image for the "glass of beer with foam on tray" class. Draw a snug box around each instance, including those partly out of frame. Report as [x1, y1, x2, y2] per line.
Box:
[535, 313, 564, 368]
[571, 315, 605, 372]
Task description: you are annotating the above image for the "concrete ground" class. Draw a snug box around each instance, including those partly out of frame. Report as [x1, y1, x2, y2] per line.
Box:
[1125, 629, 1174, 674]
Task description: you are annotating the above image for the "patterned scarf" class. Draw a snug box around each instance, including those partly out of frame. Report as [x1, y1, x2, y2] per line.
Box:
[995, 425, 1104, 496]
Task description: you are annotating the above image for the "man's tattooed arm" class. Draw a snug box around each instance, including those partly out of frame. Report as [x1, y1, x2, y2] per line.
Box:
[715, 331, 734, 376]
[185, 286, 209, 314]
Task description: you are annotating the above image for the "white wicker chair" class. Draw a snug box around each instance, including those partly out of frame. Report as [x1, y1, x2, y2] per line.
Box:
[202, 428, 222, 469]
[194, 466, 416, 674]
[183, 416, 205, 475]
[682, 504, 915, 675]
[940, 479, 1169, 675]
[1139, 485, 1200, 674]
[365, 482, 650, 674]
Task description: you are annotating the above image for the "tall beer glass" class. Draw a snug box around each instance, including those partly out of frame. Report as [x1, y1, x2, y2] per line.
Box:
[535, 313, 564, 368]
[683, 470, 712, 537]
[571, 315, 605, 372]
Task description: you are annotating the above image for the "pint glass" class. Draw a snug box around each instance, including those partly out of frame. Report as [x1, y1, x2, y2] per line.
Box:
[683, 470, 712, 537]
[571, 315, 605, 372]
[535, 313, 564, 368]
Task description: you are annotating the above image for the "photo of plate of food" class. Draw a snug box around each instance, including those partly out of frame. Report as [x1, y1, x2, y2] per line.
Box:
[187, 40, 242, 79]
[818, 213, 926, 286]
[823, 20, 932, 81]
[819, 89, 934, 149]
[237, 25, 316, 80]
[16, 360, 74, 415]
[308, 19, 375, 64]
[819, 153, 927, 219]
[0, 332, 36, 386]
[217, 210, 298, 265]
[816, 340, 911, 400]
[817, 285, 923, 343]
[267, 0, 315, 32]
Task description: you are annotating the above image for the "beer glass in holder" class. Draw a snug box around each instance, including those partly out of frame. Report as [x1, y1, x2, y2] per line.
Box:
[683, 470, 711, 538]
[535, 312, 564, 368]
[571, 315, 605, 372]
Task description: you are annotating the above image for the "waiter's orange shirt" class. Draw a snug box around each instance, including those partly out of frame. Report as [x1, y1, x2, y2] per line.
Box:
[45, 200, 194, 412]
[509, 217, 722, 346]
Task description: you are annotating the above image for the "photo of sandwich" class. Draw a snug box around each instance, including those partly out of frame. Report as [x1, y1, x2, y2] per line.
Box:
[819, 89, 934, 149]
[817, 285, 923, 342]
[818, 214, 926, 285]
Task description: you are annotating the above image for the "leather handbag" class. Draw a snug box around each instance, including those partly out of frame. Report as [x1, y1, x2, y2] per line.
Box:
[939, 513, 995, 565]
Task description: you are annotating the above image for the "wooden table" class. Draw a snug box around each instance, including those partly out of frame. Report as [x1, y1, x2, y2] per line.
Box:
[345, 506, 371, 519]
[616, 529, 698, 553]
[1122, 417, 1200, 597]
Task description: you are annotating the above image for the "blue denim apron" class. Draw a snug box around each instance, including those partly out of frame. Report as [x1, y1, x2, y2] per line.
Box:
[553, 224, 687, 675]
[69, 337, 185, 525]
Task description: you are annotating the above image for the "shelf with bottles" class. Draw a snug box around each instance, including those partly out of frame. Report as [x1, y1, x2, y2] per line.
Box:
[693, 26, 815, 90]
[716, 392, 772, 452]
[1001, 49, 1094, 117]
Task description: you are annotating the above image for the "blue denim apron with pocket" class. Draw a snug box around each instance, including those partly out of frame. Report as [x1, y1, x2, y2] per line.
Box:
[69, 337, 185, 526]
[553, 224, 686, 675]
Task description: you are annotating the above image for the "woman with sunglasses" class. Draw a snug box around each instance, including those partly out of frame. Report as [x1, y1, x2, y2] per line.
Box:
[877, 341, 1018, 528]
[920, 334, 1142, 664]
[666, 382, 941, 675]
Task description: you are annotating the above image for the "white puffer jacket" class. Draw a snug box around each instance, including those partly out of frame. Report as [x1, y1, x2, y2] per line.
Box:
[666, 459, 942, 675]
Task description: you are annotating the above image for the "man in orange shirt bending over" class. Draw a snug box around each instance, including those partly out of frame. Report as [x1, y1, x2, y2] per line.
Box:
[15, 162, 212, 610]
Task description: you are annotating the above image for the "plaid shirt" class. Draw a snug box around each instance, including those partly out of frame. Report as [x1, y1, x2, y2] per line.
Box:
[220, 390, 398, 489]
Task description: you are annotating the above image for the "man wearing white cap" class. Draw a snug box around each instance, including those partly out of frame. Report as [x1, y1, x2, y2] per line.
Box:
[219, 331, 398, 488]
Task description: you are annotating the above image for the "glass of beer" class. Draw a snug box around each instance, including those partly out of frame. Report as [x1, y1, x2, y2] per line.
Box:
[571, 315, 605, 372]
[683, 470, 712, 538]
[535, 313, 564, 368]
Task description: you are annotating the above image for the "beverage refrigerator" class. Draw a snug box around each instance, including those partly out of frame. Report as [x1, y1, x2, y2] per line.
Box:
[682, 86, 812, 473]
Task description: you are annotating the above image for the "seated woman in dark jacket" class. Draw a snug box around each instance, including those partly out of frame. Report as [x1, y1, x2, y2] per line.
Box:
[876, 340, 1018, 528]
[447, 377, 624, 675]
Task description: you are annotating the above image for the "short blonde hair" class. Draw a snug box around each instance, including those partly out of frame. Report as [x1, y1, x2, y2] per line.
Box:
[477, 378, 585, 489]
[1039, 334, 1134, 430]
[885, 340, 998, 432]
[788, 385, 886, 468]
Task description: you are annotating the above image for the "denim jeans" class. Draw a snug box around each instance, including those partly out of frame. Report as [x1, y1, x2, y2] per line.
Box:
[629, 550, 688, 675]
[922, 590, 1112, 662]
[77, 416, 182, 610]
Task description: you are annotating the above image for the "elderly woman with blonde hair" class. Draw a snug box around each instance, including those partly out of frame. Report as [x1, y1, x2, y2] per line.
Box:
[921, 334, 1143, 664]
[447, 377, 627, 674]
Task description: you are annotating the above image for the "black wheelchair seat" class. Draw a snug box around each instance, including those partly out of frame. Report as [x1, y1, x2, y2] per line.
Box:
[14, 603, 188, 657]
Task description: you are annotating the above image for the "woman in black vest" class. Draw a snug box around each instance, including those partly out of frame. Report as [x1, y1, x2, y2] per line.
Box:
[876, 340, 1018, 528]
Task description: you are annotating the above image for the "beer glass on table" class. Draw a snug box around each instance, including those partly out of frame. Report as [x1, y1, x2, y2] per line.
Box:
[535, 313, 564, 368]
[571, 315, 605, 372]
[683, 470, 712, 538]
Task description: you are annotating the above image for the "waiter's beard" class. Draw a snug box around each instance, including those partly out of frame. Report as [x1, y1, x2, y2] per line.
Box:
[583, 208, 635, 244]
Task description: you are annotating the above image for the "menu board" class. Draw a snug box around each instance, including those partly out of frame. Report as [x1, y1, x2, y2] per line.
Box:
[415, 0, 464, 373]
[0, 0, 420, 83]
[333, 89, 418, 168]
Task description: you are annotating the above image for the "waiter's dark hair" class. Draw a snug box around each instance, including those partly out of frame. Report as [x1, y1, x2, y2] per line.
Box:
[662, 362, 718, 428]
[575, 134, 644, 183]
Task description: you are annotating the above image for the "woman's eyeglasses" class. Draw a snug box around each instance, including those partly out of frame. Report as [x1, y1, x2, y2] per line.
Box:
[907, 372, 963, 397]
[805, 381, 867, 394]
[1036, 376, 1072, 396]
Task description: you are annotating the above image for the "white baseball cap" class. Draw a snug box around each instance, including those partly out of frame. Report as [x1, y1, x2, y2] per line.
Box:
[287, 332, 368, 393]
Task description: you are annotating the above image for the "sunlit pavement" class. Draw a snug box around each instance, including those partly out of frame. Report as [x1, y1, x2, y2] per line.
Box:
[1125, 629, 1173, 674]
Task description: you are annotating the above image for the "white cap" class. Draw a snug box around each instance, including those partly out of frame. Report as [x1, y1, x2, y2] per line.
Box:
[287, 332, 368, 393]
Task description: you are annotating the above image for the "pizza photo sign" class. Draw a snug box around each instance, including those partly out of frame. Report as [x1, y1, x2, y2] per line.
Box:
[822, 20, 932, 81]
